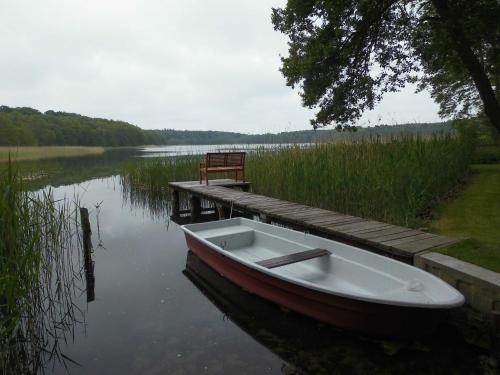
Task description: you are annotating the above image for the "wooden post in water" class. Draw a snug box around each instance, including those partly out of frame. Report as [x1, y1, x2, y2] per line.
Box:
[80, 207, 91, 237]
[171, 189, 180, 218]
[190, 195, 201, 221]
[80, 207, 95, 302]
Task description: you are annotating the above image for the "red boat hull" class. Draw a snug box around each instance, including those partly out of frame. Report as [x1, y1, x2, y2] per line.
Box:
[185, 233, 446, 337]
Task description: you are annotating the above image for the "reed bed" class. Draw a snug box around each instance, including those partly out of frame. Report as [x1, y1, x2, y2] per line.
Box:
[247, 136, 474, 227]
[120, 156, 201, 220]
[120, 135, 474, 227]
[0, 161, 84, 374]
[0, 146, 106, 162]
[121, 155, 201, 193]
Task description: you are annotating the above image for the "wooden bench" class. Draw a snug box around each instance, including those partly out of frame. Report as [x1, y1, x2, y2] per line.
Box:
[256, 248, 331, 269]
[199, 152, 246, 185]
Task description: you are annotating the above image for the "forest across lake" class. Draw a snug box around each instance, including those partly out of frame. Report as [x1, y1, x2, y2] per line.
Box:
[0, 105, 454, 147]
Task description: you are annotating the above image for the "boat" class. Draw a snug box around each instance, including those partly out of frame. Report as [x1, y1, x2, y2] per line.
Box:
[181, 217, 464, 337]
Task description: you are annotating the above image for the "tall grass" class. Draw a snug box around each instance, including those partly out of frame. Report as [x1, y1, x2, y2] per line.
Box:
[121, 155, 201, 193]
[0, 161, 84, 374]
[247, 136, 474, 226]
[120, 135, 474, 227]
[120, 156, 201, 220]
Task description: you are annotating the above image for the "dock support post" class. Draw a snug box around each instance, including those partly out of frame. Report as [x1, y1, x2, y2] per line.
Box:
[171, 189, 180, 218]
[217, 205, 231, 220]
[190, 195, 201, 221]
[260, 213, 271, 224]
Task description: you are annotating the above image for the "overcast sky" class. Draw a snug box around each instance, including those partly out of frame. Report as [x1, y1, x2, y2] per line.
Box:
[0, 0, 442, 133]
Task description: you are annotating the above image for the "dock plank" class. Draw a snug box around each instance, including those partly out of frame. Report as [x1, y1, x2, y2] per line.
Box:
[265, 206, 313, 216]
[290, 210, 333, 219]
[303, 215, 356, 226]
[357, 226, 416, 240]
[367, 229, 424, 242]
[347, 224, 395, 235]
[335, 221, 391, 234]
[322, 218, 367, 230]
[382, 233, 437, 246]
[395, 236, 459, 253]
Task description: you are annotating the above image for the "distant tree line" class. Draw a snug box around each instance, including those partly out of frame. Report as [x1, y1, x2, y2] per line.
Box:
[144, 123, 453, 145]
[0, 106, 144, 146]
[0, 105, 453, 147]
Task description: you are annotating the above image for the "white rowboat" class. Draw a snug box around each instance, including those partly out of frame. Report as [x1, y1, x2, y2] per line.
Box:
[181, 218, 464, 336]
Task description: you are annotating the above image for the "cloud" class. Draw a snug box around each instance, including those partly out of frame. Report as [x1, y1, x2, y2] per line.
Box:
[0, 0, 441, 133]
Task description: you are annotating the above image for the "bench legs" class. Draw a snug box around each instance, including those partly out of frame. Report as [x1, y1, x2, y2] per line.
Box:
[199, 169, 208, 185]
[233, 169, 245, 182]
[199, 168, 244, 185]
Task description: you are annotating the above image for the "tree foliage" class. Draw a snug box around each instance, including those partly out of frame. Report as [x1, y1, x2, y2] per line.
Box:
[0, 106, 145, 146]
[272, 0, 500, 132]
[413, 1, 500, 120]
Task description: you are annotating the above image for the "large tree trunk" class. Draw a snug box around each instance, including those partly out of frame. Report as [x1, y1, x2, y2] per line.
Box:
[432, 0, 500, 133]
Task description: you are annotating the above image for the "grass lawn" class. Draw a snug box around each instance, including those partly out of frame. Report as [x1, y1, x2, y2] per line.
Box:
[472, 144, 500, 164]
[431, 163, 500, 273]
[0, 146, 106, 162]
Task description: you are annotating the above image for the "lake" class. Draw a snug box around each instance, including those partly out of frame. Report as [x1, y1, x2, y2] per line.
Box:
[14, 147, 497, 374]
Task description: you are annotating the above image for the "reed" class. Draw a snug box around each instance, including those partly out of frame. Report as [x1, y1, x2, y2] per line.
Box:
[120, 135, 474, 227]
[0, 160, 84, 374]
[119, 156, 201, 220]
[247, 136, 474, 227]
[121, 155, 201, 193]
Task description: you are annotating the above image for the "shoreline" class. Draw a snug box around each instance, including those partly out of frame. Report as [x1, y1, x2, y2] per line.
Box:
[0, 146, 108, 162]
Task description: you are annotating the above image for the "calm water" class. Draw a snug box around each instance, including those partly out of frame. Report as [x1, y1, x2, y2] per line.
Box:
[20, 149, 497, 374]
[140, 144, 310, 157]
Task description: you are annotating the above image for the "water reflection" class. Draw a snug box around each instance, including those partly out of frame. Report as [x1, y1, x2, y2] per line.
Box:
[120, 175, 227, 223]
[16, 148, 141, 190]
[120, 179, 174, 221]
[184, 251, 495, 375]
[9, 144, 309, 192]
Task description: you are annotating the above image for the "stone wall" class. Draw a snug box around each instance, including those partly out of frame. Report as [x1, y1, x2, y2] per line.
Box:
[415, 252, 500, 331]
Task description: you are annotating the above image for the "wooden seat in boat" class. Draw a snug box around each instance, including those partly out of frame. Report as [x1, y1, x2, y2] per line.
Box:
[256, 248, 331, 269]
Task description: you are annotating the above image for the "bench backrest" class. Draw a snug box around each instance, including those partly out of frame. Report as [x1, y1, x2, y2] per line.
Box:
[206, 152, 245, 167]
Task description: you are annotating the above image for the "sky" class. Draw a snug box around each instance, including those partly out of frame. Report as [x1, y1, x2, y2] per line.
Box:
[0, 0, 442, 133]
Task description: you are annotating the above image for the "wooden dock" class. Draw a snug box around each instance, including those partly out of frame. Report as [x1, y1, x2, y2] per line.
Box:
[169, 179, 459, 263]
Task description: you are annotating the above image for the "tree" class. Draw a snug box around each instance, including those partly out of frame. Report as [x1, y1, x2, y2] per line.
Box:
[0, 106, 146, 146]
[271, 0, 500, 132]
